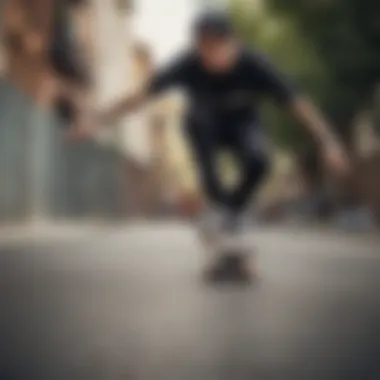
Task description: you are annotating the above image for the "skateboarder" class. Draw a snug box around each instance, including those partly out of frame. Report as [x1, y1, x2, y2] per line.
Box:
[87, 11, 350, 280]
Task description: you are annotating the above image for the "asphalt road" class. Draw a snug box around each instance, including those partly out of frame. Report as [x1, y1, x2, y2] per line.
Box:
[0, 222, 379, 380]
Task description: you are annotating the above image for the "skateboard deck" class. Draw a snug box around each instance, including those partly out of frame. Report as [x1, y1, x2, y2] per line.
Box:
[199, 232, 256, 284]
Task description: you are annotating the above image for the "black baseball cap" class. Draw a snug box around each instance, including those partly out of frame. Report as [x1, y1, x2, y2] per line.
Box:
[192, 11, 234, 39]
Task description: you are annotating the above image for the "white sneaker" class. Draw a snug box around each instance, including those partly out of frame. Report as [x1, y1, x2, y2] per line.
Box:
[198, 204, 225, 236]
[219, 211, 250, 250]
[224, 210, 250, 232]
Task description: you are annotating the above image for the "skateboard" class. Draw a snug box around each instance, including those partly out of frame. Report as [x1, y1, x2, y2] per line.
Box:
[199, 231, 256, 284]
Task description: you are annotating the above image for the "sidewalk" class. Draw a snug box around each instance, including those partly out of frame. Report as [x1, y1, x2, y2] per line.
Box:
[0, 218, 378, 247]
[0, 220, 108, 245]
[0, 218, 191, 245]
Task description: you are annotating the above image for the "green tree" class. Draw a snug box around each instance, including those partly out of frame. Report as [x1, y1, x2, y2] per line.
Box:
[265, 0, 380, 144]
[230, 1, 329, 151]
[229, 0, 380, 191]
[229, 0, 331, 185]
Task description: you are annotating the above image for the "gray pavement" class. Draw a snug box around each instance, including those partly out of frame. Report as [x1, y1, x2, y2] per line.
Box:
[0, 222, 379, 380]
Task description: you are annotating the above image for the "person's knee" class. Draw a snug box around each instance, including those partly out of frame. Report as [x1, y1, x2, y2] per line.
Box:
[257, 155, 270, 179]
[245, 153, 270, 180]
[200, 168, 225, 204]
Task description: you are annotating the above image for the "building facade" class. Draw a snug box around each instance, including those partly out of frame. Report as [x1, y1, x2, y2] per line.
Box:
[2, 0, 55, 102]
[0, 0, 135, 221]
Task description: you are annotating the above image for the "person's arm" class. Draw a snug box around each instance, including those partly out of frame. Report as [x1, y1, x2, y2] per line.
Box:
[99, 90, 148, 125]
[98, 53, 190, 126]
[253, 52, 350, 175]
[289, 95, 351, 175]
[57, 78, 91, 111]
[289, 95, 339, 147]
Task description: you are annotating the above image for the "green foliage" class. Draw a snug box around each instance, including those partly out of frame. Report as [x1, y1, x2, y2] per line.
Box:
[229, 1, 328, 150]
[229, 0, 380, 150]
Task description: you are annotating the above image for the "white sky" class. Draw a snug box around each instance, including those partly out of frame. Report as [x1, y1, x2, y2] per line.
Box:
[133, 0, 227, 65]
[133, 0, 197, 65]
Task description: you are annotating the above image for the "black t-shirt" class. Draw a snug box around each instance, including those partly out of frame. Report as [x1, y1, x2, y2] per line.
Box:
[148, 47, 297, 126]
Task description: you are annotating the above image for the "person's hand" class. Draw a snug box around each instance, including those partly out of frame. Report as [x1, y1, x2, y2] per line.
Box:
[64, 113, 98, 142]
[65, 124, 93, 141]
[321, 140, 351, 177]
[96, 109, 116, 126]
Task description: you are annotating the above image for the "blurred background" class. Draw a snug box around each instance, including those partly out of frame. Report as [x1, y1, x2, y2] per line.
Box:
[1, 2, 380, 380]
[1, 0, 380, 230]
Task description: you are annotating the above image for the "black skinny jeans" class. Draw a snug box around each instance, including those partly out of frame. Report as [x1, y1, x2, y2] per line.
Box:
[185, 118, 270, 213]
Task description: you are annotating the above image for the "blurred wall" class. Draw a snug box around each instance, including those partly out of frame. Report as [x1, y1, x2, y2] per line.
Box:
[0, 1, 129, 222]
[0, 1, 5, 74]
[91, 0, 133, 145]
[3, 0, 54, 102]
[121, 42, 154, 165]
[0, 77, 126, 222]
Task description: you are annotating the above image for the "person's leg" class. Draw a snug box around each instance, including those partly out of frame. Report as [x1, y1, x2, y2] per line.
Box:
[186, 121, 267, 281]
[225, 125, 270, 229]
[185, 120, 226, 209]
[202, 125, 269, 281]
